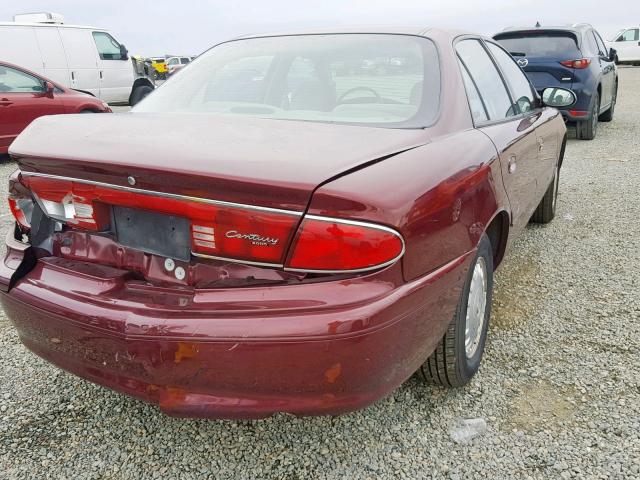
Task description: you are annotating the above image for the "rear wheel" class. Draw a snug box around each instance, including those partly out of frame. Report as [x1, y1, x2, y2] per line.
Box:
[531, 163, 559, 224]
[599, 84, 617, 122]
[576, 92, 599, 140]
[422, 234, 493, 387]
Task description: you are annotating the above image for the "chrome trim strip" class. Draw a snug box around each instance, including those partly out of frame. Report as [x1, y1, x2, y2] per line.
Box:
[192, 252, 284, 269]
[20, 172, 303, 217]
[283, 214, 406, 274]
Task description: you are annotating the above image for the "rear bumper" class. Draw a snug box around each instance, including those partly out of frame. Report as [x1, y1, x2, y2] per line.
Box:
[0, 235, 472, 418]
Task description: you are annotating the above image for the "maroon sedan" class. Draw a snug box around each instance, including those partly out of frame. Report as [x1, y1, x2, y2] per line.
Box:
[0, 62, 111, 155]
[1, 28, 573, 418]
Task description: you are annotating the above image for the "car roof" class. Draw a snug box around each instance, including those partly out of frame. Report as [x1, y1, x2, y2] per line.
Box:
[234, 26, 477, 41]
[0, 21, 106, 31]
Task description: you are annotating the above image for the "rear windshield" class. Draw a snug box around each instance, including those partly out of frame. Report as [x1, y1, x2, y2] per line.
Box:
[494, 32, 581, 58]
[134, 34, 441, 128]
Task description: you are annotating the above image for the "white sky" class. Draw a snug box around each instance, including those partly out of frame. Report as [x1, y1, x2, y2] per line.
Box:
[7, 0, 639, 56]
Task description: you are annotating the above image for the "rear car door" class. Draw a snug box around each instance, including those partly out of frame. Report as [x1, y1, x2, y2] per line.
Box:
[486, 42, 559, 197]
[456, 39, 539, 233]
[592, 30, 616, 110]
[0, 65, 64, 149]
[92, 31, 133, 104]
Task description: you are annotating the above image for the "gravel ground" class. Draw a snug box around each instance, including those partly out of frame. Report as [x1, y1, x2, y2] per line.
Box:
[0, 68, 639, 480]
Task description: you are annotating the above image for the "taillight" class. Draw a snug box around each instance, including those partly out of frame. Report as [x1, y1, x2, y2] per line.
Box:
[22, 175, 299, 266]
[560, 59, 591, 69]
[18, 174, 405, 272]
[8, 171, 35, 231]
[285, 215, 404, 273]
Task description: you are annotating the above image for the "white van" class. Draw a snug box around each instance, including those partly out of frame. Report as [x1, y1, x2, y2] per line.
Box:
[0, 13, 154, 104]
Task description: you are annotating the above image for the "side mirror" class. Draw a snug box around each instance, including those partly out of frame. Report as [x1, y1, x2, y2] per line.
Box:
[119, 44, 129, 60]
[541, 87, 576, 108]
[44, 81, 55, 94]
[608, 48, 617, 62]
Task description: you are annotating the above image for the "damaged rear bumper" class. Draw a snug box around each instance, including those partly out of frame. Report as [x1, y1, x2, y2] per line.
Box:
[0, 238, 472, 419]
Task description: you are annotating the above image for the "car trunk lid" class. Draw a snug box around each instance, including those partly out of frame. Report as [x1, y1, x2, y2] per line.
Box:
[10, 113, 427, 212]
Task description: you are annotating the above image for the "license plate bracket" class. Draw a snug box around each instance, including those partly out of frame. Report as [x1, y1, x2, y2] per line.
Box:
[113, 206, 191, 261]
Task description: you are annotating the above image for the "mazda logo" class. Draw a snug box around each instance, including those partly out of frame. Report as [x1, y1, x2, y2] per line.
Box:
[517, 58, 529, 68]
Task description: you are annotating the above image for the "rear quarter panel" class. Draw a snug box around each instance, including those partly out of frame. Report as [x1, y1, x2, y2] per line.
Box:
[306, 129, 507, 281]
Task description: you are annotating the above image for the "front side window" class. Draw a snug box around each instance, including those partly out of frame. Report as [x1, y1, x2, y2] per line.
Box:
[456, 39, 514, 121]
[487, 43, 535, 114]
[134, 34, 441, 128]
[617, 29, 639, 42]
[0, 65, 44, 93]
[92, 32, 123, 60]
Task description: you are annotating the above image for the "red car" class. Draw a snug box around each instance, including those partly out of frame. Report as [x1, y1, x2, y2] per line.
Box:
[1, 28, 573, 418]
[0, 62, 111, 155]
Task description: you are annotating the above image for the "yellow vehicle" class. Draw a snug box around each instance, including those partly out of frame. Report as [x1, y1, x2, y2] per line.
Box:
[149, 57, 167, 79]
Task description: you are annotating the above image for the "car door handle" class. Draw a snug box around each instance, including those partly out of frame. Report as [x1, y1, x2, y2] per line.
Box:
[508, 155, 517, 174]
[0, 98, 12, 106]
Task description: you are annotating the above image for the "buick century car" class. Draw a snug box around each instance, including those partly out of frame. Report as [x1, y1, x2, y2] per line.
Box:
[1, 28, 572, 418]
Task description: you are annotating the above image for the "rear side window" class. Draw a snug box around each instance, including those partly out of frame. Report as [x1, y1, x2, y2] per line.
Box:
[92, 32, 124, 60]
[456, 39, 514, 121]
[0, 65, 44, 93]
[458, 62, 489, 123]
[592, 31, 608, 56]
[487, 43, 535, 114]
[494, 32, 581, 58]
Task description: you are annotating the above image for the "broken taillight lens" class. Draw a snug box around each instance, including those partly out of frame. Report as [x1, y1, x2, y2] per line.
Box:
[285, 215, 405, 273]
[8, 171, 35, 231]
[8, 196, 34, 231]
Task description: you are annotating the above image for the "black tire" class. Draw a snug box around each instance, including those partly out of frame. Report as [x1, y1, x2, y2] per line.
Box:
[79, 109, 96, 113]
[576, 92, 599, 140]
[531, 163, 559, 224]
[130, 85, 153, 106]
[599, 84, 617, 122]
[422, 234, 493, 387]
